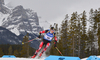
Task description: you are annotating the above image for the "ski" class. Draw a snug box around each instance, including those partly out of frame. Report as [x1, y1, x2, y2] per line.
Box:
[31, 55, 36, 58]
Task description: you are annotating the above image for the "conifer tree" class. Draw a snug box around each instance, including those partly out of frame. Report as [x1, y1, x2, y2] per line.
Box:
[59, 14, 69, 56]
[98, 23, 100, 54]
[67, 12, 80, 56]
[86, 28, 94, 56]
[0, 48, 4, 57]
[89, 9, 94, 31]
[92, 9, 99, 55]
[67, 12, 75, 56]
[8, 46, 13, 55]
[87, 8, 95, 55]
[50, 14, 69, 56]
[97, 8, 100, 55]
[20, 33, 29, 57]
[14, 50, 19, 57]
[80, 11, 87, 58]
[77, 14, 82, 57]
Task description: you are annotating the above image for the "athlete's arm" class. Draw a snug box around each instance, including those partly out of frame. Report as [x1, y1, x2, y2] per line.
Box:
[54, 33, 57, 47]
[38, 30, 49, 38]
[39, 30, 49, 33]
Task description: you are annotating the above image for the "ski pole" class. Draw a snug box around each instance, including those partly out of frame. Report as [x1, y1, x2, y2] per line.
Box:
[22, 37, 38, 44]
[55, 47, 63, 56]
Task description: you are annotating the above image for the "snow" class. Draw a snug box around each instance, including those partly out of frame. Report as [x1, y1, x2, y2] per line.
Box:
[19, 29, 25, 32]
[32, 28, 37, 30]
[10, 27, 20, 36]
[0, 58, 45, 60]
[29, 19, 35, 21]
[0, 12, 9, 26]
[13, 9, 18, 12]
[31, 23, 36, 25]
[81, 57, 88, 60]
[18, 16, 22, 19]
[7, 25, 15, 29]
[7, 22, 23, 36]
[0, 56, 100, 60]
[24, 22, 28, 24]
[6, 25, 20, 36]
[81, 56, 100, 60]
[27, 31, 32, 33]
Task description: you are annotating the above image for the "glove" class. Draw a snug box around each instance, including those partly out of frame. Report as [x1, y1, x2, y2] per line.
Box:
[54, 41, 57, 47]
[38, 33, 41, 38]
[38, 35, 41, 38]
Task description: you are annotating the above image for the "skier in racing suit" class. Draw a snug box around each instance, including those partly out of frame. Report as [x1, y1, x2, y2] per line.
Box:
[31, 27, 57, 58]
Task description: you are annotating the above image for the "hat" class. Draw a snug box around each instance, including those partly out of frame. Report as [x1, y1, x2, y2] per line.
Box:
[50, 27, 54, 30]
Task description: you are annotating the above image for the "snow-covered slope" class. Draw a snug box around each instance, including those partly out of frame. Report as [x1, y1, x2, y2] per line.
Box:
[0, 12, 9, 26]
[0, 58, 45, 60]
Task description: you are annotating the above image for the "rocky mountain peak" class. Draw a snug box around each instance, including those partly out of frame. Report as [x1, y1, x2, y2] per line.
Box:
[12, 5, 28, 19]
[0, 0, 5, 5]
[2, 4, 43, 35]
[0, 0, 42, 46]
[0, 0, 10, 14]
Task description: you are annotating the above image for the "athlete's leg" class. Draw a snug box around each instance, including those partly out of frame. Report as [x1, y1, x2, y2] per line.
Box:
[39, 43, 50, 57]
[32, 41, 44, 58]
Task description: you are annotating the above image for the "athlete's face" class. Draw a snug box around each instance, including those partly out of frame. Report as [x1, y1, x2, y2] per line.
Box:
[50, 29, 54, 33]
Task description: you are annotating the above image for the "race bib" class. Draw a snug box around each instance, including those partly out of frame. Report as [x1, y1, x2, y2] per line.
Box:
[44, 34, 53, 40]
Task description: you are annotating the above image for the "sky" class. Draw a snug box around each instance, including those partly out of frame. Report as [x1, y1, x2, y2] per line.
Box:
[5, 0, 100, 29]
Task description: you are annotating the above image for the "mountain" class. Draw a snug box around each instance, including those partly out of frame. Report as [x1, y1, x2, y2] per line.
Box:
[0, 0, 10, 14]
[0, 26, 39, 49]
[0, 0, 10, 26]
[0, 26, 22, 44]
[0, 0, 42, 48]
[2, 5, 43, 36]
[0, 18, 40, 48]
[0, 0, 43, 36]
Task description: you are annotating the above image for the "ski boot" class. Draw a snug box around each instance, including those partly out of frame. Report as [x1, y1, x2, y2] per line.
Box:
[31, 54, 37, 58]
[38, 52, 43, 58]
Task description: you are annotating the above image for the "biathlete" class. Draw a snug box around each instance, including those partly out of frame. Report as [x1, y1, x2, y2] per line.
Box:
[31, 27, 57, 58]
